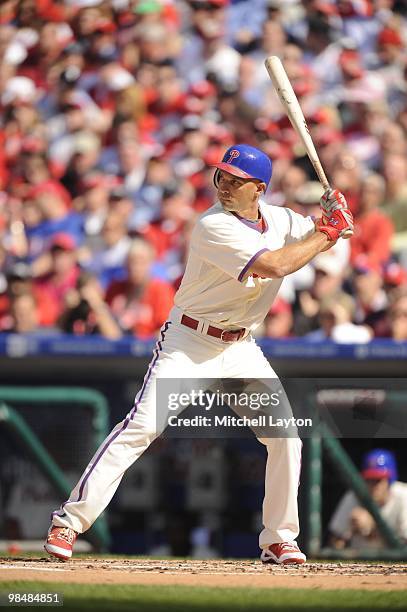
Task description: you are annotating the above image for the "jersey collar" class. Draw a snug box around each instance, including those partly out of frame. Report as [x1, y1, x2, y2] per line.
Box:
[231, 210, 268, 234]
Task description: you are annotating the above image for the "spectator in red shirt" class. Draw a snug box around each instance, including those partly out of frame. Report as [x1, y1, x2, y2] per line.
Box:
[105, 238, 175, 338]
[351, 173, 394, 269]
[34, 233, 80, 325]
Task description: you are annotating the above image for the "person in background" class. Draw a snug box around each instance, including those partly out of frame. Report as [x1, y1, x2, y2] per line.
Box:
[83, 210, 132, 289]
[263, 298, 293, 339]
[350, 173, 394, 269]
[105, 238, 175, 339]
[305, 292, 372, 344]
[3, 291, 43, 334]
[0, 261, 58, 329]
[293, 255, 345, 336]
[329, 449, 407, 549]
[382, 153, 407, 235]
[33, 233, 80, 326]
[386, 287, 407, 341]
[352, 259, 388, 336]
[58, 271, 121, 340]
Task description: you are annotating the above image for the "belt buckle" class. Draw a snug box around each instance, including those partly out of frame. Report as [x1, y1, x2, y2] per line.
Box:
[220, 329, 233, 343]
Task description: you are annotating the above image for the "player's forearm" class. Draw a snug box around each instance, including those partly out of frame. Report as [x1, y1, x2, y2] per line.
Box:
[249, 231, 333, 279]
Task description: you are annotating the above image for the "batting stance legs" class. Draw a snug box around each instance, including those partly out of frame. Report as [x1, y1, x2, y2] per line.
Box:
[46, 316, 303, 560]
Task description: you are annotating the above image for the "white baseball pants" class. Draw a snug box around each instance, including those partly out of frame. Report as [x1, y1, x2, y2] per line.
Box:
[52, 310, 302, 548]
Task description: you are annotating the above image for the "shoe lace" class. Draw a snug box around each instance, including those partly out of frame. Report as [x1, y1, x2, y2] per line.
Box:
[278, 542, 298, 552]
[55, 528, 75, 544]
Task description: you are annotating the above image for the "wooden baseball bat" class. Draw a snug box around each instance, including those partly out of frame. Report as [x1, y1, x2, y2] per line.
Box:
[264, 55, 353, 237]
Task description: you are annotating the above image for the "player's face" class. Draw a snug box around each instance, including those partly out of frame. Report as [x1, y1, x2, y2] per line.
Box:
[365, 478, 390, 506]
[217, 171, 264, 213]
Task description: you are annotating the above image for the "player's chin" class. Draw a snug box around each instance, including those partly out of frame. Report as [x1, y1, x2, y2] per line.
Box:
[219, 197, 235, 210]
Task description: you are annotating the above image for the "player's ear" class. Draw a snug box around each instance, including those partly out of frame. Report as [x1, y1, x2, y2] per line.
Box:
[256, 182, 266, 195]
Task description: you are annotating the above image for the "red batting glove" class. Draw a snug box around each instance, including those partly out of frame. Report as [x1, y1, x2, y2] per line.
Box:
[320, 189, 353, 238]
[316, 208, 354, 241]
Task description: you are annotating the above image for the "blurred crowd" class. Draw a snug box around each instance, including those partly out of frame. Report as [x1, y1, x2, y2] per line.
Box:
[0, 0, 406, 341]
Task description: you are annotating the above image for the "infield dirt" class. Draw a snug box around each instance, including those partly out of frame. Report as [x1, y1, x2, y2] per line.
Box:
[1, 558, 406, 591]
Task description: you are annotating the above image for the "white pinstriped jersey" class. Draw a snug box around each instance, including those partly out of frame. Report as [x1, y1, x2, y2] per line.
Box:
[174, 199, 315, 331]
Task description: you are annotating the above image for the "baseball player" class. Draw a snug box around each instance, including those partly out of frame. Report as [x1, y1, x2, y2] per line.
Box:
[45, 145, 353, 564]
[329, 449, 407, 548]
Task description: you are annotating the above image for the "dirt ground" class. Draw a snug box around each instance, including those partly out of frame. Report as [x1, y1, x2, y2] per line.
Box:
[1, 558, 407, 591]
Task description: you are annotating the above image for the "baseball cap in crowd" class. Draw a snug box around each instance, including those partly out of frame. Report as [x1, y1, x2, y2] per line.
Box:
[59, 66, 82, 87]
[49, 233, 76, 252]
[105, 67, 135, 91]
[339, 49, 364, 78]
[1, 76, 36, 106]
[361, 449, 398, 483]
[189, 80, 216, 98]
[313, 1, 339, 16]
[383, 262, 407, 287]
[268, 297, 292, 316]
[378, 27, 403, 48]
[74, 132, 101, 155]
[313, 254, 340, 277]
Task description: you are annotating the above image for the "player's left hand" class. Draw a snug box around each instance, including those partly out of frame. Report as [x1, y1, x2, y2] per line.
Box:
[315, 207, 354, 241]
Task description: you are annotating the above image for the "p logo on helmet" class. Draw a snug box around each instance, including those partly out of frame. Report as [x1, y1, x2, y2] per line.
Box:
[212, 144, 273, 191]
[227, 149, 240, 164]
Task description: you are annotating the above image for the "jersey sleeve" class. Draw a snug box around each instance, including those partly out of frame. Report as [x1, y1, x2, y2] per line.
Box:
[394, 483, 407, 541]
[284, 208, 315, 244]
[328, 491, 357, 539]
[192, 219, 269, 282]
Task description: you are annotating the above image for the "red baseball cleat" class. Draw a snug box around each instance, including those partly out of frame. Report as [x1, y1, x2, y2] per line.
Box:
[261, 542, 306, 565]
[44, 526, 77, 561]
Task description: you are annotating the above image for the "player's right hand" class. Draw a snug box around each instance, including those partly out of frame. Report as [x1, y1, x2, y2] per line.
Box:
[315, 208, 354, 241]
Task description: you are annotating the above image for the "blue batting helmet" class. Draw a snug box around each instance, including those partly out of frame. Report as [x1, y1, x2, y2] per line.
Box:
[212, 144, 273, 191]
[361, 449, 398, 484]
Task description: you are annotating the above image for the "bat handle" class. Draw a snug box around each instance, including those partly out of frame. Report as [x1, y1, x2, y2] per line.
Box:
[313, 162, 330, 193]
